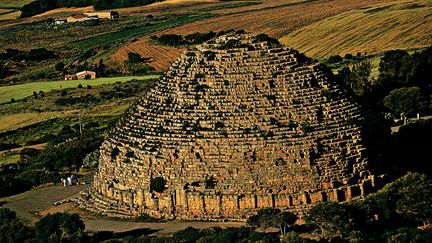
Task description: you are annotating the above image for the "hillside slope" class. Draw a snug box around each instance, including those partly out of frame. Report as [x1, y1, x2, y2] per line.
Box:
[279, 0, 432, 57]
[161, 0, 398, 38]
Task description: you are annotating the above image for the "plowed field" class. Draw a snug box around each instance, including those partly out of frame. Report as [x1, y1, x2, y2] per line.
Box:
[112, 38, 185, 71]
[160, 0, 399, 38]
[280, 0, 432, 57]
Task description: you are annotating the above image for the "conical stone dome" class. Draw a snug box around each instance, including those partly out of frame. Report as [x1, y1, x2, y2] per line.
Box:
[81, 33, 375, 220]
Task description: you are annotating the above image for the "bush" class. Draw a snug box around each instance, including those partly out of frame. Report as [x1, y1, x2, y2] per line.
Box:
[344, 53, 354, 60]
[383, 86, 424, 116]
[35, 213, 85, 242]
[327, 55, 343, 63]
[127, 52, 142, 63]
[19, 148, 40, 160]
[54, 62, 64, 72]
[173, 227, 204, 243]
[0, 208, 32, 242]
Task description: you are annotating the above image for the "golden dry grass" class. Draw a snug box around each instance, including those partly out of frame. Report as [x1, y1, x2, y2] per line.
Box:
[112, 37, 185, 71]
[280, 0, 432, 57]
[0, 9, 19, 21]
[161, 0, 399, 38]
[0, 111, 74, 132]
[114, 0, 217, 16]
[0, 101, 129, 132]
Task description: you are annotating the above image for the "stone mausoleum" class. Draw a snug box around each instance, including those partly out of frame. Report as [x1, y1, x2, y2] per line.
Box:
[77, 33, 376, 220]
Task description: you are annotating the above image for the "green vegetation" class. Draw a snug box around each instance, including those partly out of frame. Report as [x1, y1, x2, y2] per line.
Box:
[72, 13, 215, 50]
[20, 0, 159, 17]
[247, 208, 297, 236]
[0, 12, 214, 84]
[383, 86, 424, 116]
[0, 151, 20, 165]
[0, 77, 157, 197]
[336, 47, 432, 118]
[0, 75, 159, 103]
[2, 172, 431, 242]
[0, 0, 32, 9]
[304, 172, 432, 242]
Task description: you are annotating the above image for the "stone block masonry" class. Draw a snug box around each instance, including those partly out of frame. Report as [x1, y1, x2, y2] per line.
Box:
[76, 33, 376, 220]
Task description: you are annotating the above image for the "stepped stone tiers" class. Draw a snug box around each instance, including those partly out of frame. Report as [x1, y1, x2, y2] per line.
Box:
[77, 33, 376, 220]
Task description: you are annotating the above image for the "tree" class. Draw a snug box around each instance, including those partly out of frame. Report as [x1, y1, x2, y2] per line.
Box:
[35, 213, 85, 242]
[0, 208, 32, 243]
[338, 59, 372, 98]
[379, 173, 432, 225]
[383, 86, 424, 116]
[378, 50, 413, 90]
[247, 208, 297, 236]
[327, 55, 342, 63]
[344, 53, 353, 60]
[305, 202, 358, 239]
[173, 227, 204, 243]
[55, 62, 64, 72]
[127, 52, 142, 63]
[95, 59, 106, 77]
[0, 61, 8, 79]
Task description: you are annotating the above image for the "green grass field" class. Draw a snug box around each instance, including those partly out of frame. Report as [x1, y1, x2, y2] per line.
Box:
[0, 152, 20, 165]
[72, 13, 215, 50]
[280, 0, 432, 58]
[0, 75, 160, 104]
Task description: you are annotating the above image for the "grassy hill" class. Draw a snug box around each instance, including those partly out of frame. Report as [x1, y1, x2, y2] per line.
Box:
[279, 0, 432, 58]
[0, 75, 159, 104]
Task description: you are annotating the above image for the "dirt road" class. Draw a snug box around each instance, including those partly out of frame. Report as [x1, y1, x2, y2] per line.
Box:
[0, 184, 244, 235]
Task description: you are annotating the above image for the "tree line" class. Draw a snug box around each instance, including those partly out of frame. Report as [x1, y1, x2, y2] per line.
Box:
[20, 0, 160, 17]
[2, 172, 431, 242]
[337, 47, 432, 118]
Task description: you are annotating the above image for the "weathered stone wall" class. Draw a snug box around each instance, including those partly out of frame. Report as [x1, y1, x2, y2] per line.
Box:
[77, 34, 375, 220]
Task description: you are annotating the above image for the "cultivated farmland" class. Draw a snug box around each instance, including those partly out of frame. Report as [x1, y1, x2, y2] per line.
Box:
[280, 0, 432, 57]
[112, 37, 185, 71]
[160, 0, 400, 38]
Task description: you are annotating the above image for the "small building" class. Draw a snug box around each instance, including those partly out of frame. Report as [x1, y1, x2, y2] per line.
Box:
[64, 74, 77, 80]
[76, 70, 96, 79]
[67, 14, 97, 23]
[84, 11, 119, 19]
[54, 18, 67, 25]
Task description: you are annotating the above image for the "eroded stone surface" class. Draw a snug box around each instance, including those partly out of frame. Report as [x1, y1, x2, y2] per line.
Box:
[76, 34, 375, 220]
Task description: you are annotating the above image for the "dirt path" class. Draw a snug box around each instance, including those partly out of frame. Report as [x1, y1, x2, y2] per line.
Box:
[0, 184, 244, 234]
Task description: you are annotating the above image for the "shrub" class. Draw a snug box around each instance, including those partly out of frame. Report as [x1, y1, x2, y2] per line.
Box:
[344, 53, 354, 60]
[127, 52, 142, 63]
[0, 208, 32, 242]
[173, 227, 204, 242]
[35, 213, 85, 242]
[327, 55, 343, 63]
[383, 86, 424, 116]
[55, 62, 65, 72]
